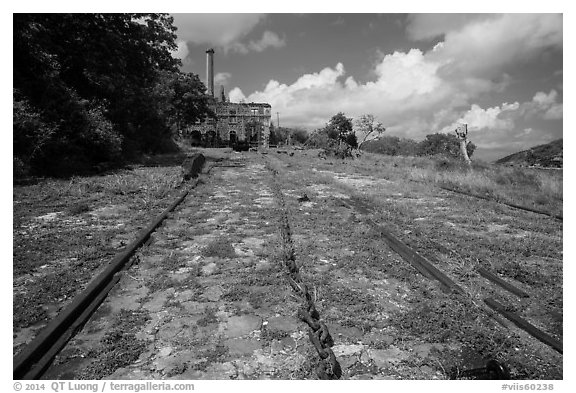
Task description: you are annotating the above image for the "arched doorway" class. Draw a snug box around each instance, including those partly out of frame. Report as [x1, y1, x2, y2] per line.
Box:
[190, 130, 202, 146]
[229, 130, 237, 146]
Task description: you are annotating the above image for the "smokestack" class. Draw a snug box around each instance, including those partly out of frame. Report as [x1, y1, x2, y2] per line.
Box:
[206, 48, 215, 97]
[219, 85, 226, 102]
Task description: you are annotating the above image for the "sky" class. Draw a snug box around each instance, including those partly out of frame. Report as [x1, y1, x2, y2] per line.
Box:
[171, 13, 563, 162]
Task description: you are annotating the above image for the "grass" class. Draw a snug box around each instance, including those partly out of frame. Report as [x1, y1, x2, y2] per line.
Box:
[267, 150, 562, 379]
[19, 166, 182, 207]
[196, 306, 219, 327]
[303, 152, 562, 217]
[78, 309, 150, 379]
[201, 236, 238, 259]
[397, 155, 561, 216]
[13, 165, 184, 338]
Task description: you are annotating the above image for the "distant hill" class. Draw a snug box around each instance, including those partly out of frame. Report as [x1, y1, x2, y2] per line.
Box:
[495, 139, 563, 168]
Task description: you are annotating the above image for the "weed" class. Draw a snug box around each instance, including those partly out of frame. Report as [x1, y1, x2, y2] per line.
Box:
[191, 344, 228, 371]
[201, 236, 237, 259]
[197, 307, 219, 327]
[221, 286, 250, 302]
[78, 309, 150, 379]
[162, 252, 185, 271]
[147, 272, 180, 293]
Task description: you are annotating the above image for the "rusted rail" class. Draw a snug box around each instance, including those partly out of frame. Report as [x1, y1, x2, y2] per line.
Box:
[477, 267, 530, 298]
[438, 185, 562, 221]
[340, 197, 464, 294]
[484, 298, 563, 354]
[338, 195, 562, 356]
[13, 155, 205, 380]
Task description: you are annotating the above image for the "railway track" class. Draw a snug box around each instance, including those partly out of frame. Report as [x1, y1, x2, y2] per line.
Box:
[13, 150, 562, 380]
[337, 195, 562, 354]
[269, 152, 562, 377]
[435, 184, 562, 221]
[13, 155, 207, 379]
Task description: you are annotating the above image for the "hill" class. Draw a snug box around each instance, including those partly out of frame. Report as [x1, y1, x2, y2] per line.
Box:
[495, 139, 563, 168]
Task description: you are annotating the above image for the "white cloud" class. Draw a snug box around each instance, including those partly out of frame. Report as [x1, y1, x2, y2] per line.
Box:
[231, 14, 562, 139]
[225, 31, 286, 54]
[230, 51, 455, 131]
[406, 14, 492, 41]
[522, 90, 563, 120]
[544, 105, 563, 120]
[228, 87, 246, 103]
[441, 102, 519, 133]
[172, 14, 265, 47]
[214, 72, 232, 87]
[428, 14, 562, 79]
[171, 40, 189, 60]
[172, 15, 284, 55]
[515, 128, 534, 138]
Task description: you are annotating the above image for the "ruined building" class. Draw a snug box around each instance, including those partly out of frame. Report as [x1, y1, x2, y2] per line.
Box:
[184, 49, 272, 149]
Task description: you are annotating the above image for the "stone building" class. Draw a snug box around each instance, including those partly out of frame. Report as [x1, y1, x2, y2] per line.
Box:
[184, 49, 272, 148]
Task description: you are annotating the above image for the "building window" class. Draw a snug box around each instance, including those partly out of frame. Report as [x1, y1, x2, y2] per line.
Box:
[229, 116, 237, 124]
[258, 107, 264, 115]
[251, 108, 258, 116]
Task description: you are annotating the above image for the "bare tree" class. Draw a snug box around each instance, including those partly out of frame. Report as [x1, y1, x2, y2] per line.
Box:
[354, 114, 386, 152]
[455, 124, 472, 166]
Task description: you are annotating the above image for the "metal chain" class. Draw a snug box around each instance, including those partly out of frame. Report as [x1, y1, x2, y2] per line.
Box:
[266, 162, 342, 380]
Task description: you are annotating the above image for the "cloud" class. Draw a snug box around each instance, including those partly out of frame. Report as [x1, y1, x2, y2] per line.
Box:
[229, 13, 562, 141]
[214, 72, 232, 87]
[406, 14, 492, 41]
[172, 14, 284, 55]
[229, 51, 455, 132]
[532, 90, 563, 120]
[226, 31, 286, 54]
[441, 102, 520, 133]
[520, 90, 563, 120]
[440, 90, 562, 136]
[228, 87, 246, 103]
[515, 128, 534, 138]
[172, 14, 265, 47]
[171, 40, 189, 60]
[427, 14, 562, 79]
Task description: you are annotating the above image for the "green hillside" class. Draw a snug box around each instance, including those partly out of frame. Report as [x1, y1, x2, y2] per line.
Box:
[495, 139, 563, 168]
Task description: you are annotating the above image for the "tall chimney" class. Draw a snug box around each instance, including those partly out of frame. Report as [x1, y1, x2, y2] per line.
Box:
[206, 48, 215, 97]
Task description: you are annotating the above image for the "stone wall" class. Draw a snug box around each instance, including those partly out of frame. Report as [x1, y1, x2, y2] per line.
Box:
[183, 102, 271, 148]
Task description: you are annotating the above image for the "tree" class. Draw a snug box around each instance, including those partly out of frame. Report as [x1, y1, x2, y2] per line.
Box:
[152, 70, 214, 134]
[361, 135, 419, 156]
[290, 128, 309, 144]
[325, 112, 354, 143]
[13, 13, 212, 175]
[354, 114, 386, 150]
[454, 124, 472, 166]
[417, 133, 476, 159]
[304, 113, 356, 158]
[270, 126, 308, 145]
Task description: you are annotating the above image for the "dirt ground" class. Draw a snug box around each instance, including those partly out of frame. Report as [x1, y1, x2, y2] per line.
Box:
[13, 148, 563, 380]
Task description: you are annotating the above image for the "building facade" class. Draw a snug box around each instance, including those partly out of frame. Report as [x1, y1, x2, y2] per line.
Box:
[183, 49, 272, 148]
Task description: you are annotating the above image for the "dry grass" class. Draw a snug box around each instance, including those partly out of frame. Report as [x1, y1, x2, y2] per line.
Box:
[13, 165, 184, 338]
[320, 153, 562, 217]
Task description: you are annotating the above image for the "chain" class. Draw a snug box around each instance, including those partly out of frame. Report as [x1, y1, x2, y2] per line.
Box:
[266, 162, 342, 380]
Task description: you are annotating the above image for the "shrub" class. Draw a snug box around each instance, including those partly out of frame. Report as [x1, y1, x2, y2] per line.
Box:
[418, 133, 476, 160]
[13, 91, 57, 174]
[434, 156, 471, 172]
